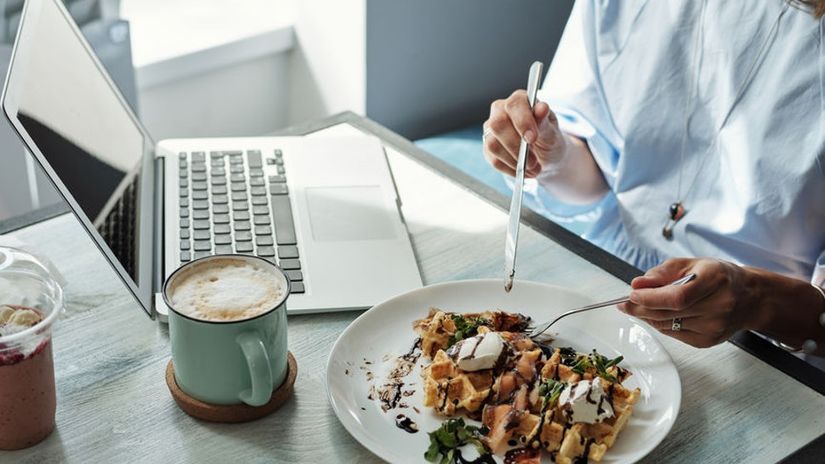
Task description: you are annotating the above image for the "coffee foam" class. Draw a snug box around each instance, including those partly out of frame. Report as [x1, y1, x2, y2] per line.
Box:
[168, 258, 285, 322]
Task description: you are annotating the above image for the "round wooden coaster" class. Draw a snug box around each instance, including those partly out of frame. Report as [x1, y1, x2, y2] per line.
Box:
[166, 352, 297, 423]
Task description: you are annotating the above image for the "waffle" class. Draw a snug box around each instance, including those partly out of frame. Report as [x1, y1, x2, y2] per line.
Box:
[416, 309, 640, 463]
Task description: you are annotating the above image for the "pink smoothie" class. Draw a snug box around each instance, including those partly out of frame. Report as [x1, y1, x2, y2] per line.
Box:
[0, 307, 56, 450]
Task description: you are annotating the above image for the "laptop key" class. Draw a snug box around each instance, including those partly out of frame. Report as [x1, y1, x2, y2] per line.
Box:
[192, 172, 206, 181]
[179, 188, 188, 198]
[235, 231, 253, 241]
[180, 198, 189, 208]
[214, 235, 232, 245]
[212, 195, 228, 204]
[251, 196, 268, 206]
[285, 270, 303, 282]
[291, 282, 305, 294]
[213, 204, 229, 214]
[179, 169, 187, 178]
[214, 224, 231, 234]
[180, 219, 190, 228]
[277, 166, 285, 175]
[191, 164, 206, 173]
[180, 251, 191, 262]
[210, 151, 224, 159]
[212, 185, 227, 195]
[192, 181, 207, 191]
[279, 259, 300, 270]
[256, 235, 273, 246]
[211, 168, 226, 176]
[180, 240, 190, 250]
[273, 158, 284, 166]
[193, 200, 208, 210]
[211, 177, 227, 186]
[215, 245, 233, 254]
[213, 214, 230, 224]
[234, 221, 251, 231]
[250, 177, 265, 187]
[232, 201, 249, 211]
[191, 152, 206, 162]
[270, 184, 288, 195]
[193, 220, 210, 230]
[253, 215, 270, 225]
[247, 150, 262, 168]
[235, 241, 253, 252]
[231, 182, 246, 192]
[194, 230, 210, 240]
[180, 229, 190, 239]
[223, 150, 242, 156]
[232, 192, 248, 201]
[179, 152, 187, 160]
[250, 186, 267, 196]
[229, 156, 243, 165]
[193, 210, 209, 220]
[249, 168, 264, 177]
[234, 211, 250, 221]
[230, 174, 245, 183]
[274, 149, 283, 158]
[230, 165, 244, 174]
[193, 251, 211, 259]
[193, 191, 207, 200]
[180, 208, 189, 218]
[257, 246, 275, 257]
[193, 241, 211, 251]
[179, 179, 189, 188]
[254, 225, 272, 235]
[268, 175, 286, 183]
[270, 195, 297, 245]
[252, 205, 269, 215]
[278, 246, 299, 259]
[266, 158, 276, 165]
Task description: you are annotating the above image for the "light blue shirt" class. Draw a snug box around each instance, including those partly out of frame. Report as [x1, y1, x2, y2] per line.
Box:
[527, 0, 825, 285]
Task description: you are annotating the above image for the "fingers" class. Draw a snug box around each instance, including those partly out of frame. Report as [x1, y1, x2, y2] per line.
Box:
[629, 259, 722, 309]
[630, 258, 692, 289]
[618, 301, 708, 321]
[641, 317, 700, 333]
[648, 324, 720, 348]
[504, 90, 539, 143]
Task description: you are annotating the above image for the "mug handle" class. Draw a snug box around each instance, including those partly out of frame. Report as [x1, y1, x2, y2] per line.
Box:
[236, 332, 274, 407]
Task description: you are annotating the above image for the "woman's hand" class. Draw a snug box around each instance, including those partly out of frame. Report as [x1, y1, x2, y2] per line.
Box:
[617, 258, 760, 348]
[483, 90, 569, 178]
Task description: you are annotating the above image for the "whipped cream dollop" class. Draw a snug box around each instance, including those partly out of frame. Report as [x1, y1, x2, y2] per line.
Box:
[559, 378, 614, 424]
[449, 332, 505, 371]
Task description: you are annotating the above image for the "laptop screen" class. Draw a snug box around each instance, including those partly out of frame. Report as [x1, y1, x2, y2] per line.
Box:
[8, 0, 145, 279]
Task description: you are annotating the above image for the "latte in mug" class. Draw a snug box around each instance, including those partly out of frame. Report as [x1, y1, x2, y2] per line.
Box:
[167, 257, 287, 322]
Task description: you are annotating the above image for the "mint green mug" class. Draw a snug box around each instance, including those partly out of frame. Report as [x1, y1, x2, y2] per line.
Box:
[162, 255, 290, 407]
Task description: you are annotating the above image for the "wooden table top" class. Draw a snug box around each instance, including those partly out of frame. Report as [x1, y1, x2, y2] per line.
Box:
[2, 113, 823, 464]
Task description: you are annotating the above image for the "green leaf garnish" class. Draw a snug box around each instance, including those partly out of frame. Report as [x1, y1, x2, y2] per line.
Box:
[424, 418, 491, 463]
[539, 379, 566, 408]
[447, 314, 487, 347]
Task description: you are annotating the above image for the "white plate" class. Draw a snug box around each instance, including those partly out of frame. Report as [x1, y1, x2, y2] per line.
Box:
[327, 280, 680, 463]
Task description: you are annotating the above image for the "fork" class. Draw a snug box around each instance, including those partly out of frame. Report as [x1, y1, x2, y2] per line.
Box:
[528, 273, 697, 339]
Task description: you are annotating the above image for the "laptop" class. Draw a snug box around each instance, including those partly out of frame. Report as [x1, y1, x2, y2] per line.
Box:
[1, 0, 422, 319]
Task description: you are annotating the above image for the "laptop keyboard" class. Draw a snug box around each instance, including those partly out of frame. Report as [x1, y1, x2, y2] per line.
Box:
[99, 175, 138, 279]
[177, 150, 305, 293]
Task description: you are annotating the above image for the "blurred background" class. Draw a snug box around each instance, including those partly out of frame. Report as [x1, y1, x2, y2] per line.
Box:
[0, 0, 574, 227]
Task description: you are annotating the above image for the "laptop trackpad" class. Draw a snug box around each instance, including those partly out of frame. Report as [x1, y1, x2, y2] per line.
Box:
[305, 186, 398, 241]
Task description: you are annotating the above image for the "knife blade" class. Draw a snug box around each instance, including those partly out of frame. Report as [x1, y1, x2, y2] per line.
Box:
[504, 61, 544, 293]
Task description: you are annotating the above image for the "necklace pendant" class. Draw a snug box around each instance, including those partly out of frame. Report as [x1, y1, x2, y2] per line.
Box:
[662, 202, 687, 240]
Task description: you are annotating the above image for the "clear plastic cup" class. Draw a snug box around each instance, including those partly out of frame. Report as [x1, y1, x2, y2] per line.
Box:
[0, 246, 63, 450]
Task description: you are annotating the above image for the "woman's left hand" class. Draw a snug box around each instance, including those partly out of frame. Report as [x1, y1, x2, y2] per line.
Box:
[617, 258, 758, 348]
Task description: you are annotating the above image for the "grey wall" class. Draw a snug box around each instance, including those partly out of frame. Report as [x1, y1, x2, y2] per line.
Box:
[365, 0, 574, 139]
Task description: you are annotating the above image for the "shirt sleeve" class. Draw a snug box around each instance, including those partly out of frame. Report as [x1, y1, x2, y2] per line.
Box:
[522, 0, 624, 219]
[813, 250, 825, 286]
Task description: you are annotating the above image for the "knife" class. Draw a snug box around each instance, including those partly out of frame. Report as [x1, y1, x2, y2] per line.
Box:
[504, 61, 544, 293]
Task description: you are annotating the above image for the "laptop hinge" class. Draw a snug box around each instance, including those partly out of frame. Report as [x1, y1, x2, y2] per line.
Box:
[152, 156, 165, 300]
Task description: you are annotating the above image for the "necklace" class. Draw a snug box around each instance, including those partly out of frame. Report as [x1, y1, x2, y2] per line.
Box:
[662, 1, 789, 240]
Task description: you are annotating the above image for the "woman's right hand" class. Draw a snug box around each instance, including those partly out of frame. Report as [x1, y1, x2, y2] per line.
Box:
[483, 89, 569, 178]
